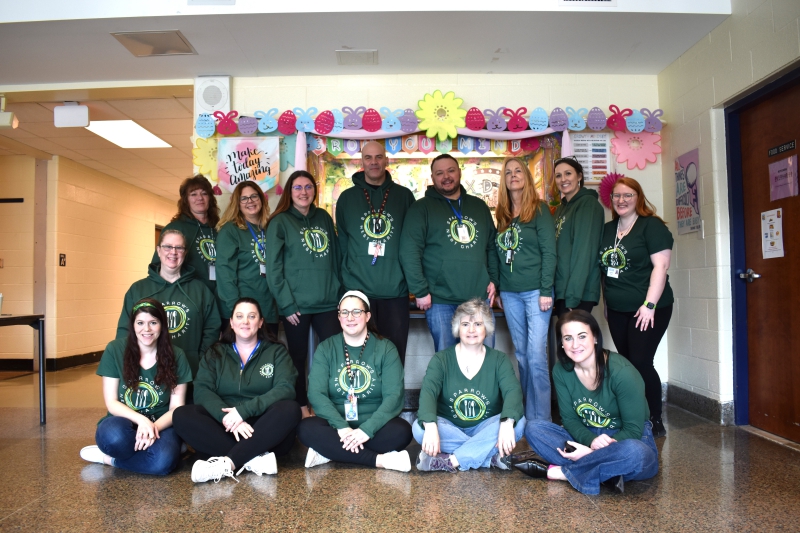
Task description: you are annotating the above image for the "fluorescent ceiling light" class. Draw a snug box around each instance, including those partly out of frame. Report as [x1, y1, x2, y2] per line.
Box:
[85, 120, 171, 148]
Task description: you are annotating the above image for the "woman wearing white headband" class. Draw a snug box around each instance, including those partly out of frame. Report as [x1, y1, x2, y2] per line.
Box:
[297, 290, 412, 472]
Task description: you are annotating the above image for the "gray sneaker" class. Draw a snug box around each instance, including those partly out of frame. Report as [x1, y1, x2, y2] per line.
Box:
[490, 453, 511, 470]
[416, 451, 457, 473]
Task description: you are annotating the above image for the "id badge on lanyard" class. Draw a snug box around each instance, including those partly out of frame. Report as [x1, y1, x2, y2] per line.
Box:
[345, 386, 359, 421]
[259, 262, 266, 276]
[457, 224, 470, 243]
[208, 262, 216, 280]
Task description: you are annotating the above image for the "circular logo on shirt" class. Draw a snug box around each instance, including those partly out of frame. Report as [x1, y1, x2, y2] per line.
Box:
[453, 393, 487, 421]
[260, 364, 274, 378]
[448, 218, 477, 244]
[163, 305, 188, 334]
[252, 236, 267, 263]
[198, 237, 216, 261]
[123, 381, 161, 413]
[303, 229, 329, 253]
[496, 226, 520, 251]
[600, 246, 628, 270]
[338, 364, 372, 394]
[363, 213, 392, 240]
[575, 402, 612, 428]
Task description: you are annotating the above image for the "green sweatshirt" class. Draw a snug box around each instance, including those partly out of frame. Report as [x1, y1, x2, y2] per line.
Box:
[215, 221, 279, 323]
[599, 215, 674, 312]
[116, 263, 221, 377]
[554, 352, 649, 446]
[266, 205, 342, 316]
[336, 171, 416, 299]
[553, 187, 605, 308]
[307, 333, 404, 438]
[399, 186, 500, 304]
[152, 215, 217, 293]
[495, 208, 557, 294]
[193, 340, 298, 423]
[96, 338, 193, 424]
[417, 345, 523, 429]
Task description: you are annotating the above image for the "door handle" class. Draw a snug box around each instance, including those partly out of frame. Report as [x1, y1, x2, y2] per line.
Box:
[739, 268, 762, 283]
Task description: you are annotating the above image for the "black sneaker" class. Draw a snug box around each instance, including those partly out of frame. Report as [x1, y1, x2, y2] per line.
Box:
[651, 417, 666, 438]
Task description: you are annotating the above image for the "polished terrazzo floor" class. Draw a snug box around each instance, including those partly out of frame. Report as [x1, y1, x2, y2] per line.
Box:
[1, 365, 799, 532]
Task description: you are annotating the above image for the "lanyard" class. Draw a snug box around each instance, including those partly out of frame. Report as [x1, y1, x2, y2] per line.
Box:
[197, 220, 216, 243]
[613, 215, 638, 252]
[446, 197, 463, 225]
[233, 340, 261, 370]
[362, 185, 392, 232]
[342, 332, 369, 392]
[246, 222, 266, 261]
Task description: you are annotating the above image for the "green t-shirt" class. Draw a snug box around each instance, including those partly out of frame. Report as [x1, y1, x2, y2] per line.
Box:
[599, 215, 674, 312]
[417, 345, 523, 429]
[96, 339, 193, 424]
[495, 209, 557, 293]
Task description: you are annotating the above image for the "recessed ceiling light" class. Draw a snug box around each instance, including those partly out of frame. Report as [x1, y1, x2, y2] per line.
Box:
[111, 31, 197, 57]
[85, 121, 171, 149]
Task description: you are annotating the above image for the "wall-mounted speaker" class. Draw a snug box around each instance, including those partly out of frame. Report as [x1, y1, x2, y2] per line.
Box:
[194, 76, 231, 115]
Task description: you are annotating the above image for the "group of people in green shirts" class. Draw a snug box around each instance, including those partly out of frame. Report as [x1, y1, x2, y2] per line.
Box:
[78, 141, 672, 494]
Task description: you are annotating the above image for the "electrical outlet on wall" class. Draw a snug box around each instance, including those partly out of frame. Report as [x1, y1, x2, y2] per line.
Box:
[59, 254, 66, 267]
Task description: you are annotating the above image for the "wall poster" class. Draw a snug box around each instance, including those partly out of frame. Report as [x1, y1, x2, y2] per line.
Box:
[217, 137, 280, 193]
[675, 149, 701, 235]
[769, 154, 798, 201]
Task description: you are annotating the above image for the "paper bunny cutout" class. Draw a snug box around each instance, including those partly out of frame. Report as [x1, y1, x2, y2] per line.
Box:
[214, 110, 238, 135]
[380, 108, 404, 132]
[503, 107, 528, 132]
[342, 106, 366, 130]
[254, 109, 280, 133]
[641, 108, 664, 132]
[607, 105, 632, 132]
[293, 107, 318, 133]
[566, 107, 588, 131]
[484, 108, 508, 132]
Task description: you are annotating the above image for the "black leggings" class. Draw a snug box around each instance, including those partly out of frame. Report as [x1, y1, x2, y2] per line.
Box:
[369, 296, 410, 365]
[282, 310, 341, 406]
[172, 400, 301, 469]
[554, 299, 596, 319]
[297, 416, 412, 467]
[606, 305, 672, 420]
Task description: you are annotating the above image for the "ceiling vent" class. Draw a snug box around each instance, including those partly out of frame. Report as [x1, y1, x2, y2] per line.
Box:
[336, 50, 379, 66]
[558, 0, 617, 5]
[111, 31, 198, 57]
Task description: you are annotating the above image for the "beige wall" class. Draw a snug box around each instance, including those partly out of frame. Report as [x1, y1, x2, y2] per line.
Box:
[0, 156, 36, 359]
[46, 156, 175, 359]
[657, 0, 800, 405]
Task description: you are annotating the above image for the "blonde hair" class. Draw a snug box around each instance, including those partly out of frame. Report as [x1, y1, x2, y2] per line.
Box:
[496, 157, 543, 233]
[217, 181, 270, 230]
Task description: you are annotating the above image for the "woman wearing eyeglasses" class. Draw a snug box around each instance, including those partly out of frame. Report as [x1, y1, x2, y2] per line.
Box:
[552, 157, 605, 317]
[599, 177, 673, 438]
[117, 229, 221, 378]
[266, 170, 343, 418]
[216, 181, 280, 333]
[297, 291, 412, 471]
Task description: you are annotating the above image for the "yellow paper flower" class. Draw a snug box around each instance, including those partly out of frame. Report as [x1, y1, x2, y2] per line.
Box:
[192, 136, 218, 184]
[415, 90, 467, 141]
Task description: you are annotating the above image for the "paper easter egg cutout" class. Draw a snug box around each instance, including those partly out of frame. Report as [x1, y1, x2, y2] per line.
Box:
[587, 107, 607, 131]
[254, 109, 279, 133]
[315, 110, 335, 135]
[529, 107, 549, 132]
[484, 108, 507, 132]
[399, 109, 419, 133]
[238, 116, 258, 135]
[195, 113, 216, 138]
[278, 110, 297, 135]
[362, 108, 382, 132]
[504, 107, 528, 132]
[331, 109, 345, 134]
[549, 108, 568, 132]
[465, 107, 486, 131]
[626, 109, 646, 133]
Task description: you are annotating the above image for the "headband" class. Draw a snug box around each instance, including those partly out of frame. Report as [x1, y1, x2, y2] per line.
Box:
[339, 290, 370, 311]
[132, 302, 157, 313]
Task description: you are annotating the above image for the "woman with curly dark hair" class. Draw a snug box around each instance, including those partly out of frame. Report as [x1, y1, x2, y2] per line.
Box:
[80, 298, 193, 475]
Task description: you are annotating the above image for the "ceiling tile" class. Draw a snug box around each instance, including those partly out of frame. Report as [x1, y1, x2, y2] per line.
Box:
[5, 103, 54, 123]
[103, 158, 161, 172]
[128, 147, 188, 160]
[0, 127, 38, 140]
[78, 160, 119, 174]
[165, 168, 192, 178]
[135, 118, 193, 135]
[108, 98, 192, 120]
[153, 158, 192, 171]
[49, 147, 90, 161]
[21, 122, 94, 138]
[15, 137, 70, 153]
[49, 135, 118, 150]
[0, 149, 17, 156]
[74, 148, 144, 161]
[158, 134, 194, 152]
[177, 98, 194, 113]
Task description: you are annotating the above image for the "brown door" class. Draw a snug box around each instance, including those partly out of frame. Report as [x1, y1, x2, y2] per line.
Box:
[739, 77, 800, 442]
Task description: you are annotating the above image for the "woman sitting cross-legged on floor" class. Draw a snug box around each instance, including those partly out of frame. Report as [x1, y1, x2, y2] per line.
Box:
[523, 310, 659, 494]
[172, 297, 301, 483]
[80, 298, 192, 476]
[298, 290, 413, 472]
[413, 298, 525, 472]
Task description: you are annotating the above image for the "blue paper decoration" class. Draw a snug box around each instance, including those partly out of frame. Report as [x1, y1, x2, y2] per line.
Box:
[293, 107, 318, 133]
[380, 108, 404, 133]
[566, 107, 588, 131]
[457, 135, 474, 155]
[528, 107, 549, 132]
[626, 109, 646, 133]
[254, 109, 279, 133]
[385, 136, 402, 155]
[195, 113, 216, 138]
[279, 134, 296, 171]
[331, 109, 344, 134]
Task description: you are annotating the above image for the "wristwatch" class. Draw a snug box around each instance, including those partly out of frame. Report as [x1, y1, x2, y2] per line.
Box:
[644, 301, 656, 310]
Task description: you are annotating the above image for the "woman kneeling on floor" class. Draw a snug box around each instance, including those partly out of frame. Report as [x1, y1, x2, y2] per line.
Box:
[413, 298, 525, 472]
[298, 290, 413, 472]
[524, 310, 659, 494]
[80, 298, 192, 475]
[173, 297, 301, 483]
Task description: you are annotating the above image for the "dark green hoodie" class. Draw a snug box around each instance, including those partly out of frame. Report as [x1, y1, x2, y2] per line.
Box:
[553, 187, 605, 308]
[399, 185, 500, 305]
[336, 171, 415, 299]
[116, 263, 222, 377]
[193, 340, 297, 423]
[266, 205, 342, 316]
[152, 215, 217, 293]
[215, 221, 279, 323]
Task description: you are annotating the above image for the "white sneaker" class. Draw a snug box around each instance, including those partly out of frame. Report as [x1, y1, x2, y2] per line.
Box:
[191, 457, 238, 483]
[79, 445, 106, 465]
[381, 450, 411, 472]
[304, 448, 331, 468]
[237, 452, 277, 476]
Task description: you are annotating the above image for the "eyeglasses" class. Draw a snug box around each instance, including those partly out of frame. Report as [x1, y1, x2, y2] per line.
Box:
[239, 194, 261, 204]
[292, 185, 315, 192]
[611, 193, 636, 201]
[160, 245, 186, 254]
[338, 309, 365, 318]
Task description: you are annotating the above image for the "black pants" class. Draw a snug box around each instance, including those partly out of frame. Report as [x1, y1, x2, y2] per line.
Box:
[554, 299, 596, 319]
[296, 416, 412, 467]
[606, 305, 672, 420]
[172, 400, 301, 469]
[369, 296, 410, 365]
[282, 310, 341, 406]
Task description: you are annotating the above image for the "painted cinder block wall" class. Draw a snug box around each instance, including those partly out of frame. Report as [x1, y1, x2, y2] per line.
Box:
[657, 0, 800, 421]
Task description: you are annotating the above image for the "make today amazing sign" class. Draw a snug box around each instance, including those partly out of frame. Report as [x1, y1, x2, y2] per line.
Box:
[217, 137, 280, 193]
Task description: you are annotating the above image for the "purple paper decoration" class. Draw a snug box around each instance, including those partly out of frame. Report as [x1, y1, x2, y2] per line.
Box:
[385, 136, 402, 155]
[399, 109, 418, 133]
[343, 139, 361, 156]
[503, 107, 528, 132]
[254, 109, 279, 133]
[642, 108, 664, 132]
[484, 108, 507, 132]
[278, 110, 297, 135]
[362, 108, 382, 132]
[529, 107, 549, 132]
[381, 108, 404, 133]
[465, 107, 486, 131]
[342, 106, 366, 130]
[457, 135, 474, 155]
[626, 109, 645, 133]
[293, 107, 318, 133]
[587, 107, 606, 131]
[331, 109, 345, 134]
[195, 113, 216, 138]
[549, 108, 568, 132]
[315, 110, 335, 135]
[475, 138, 490, 155]
[238, 116, 258, 135]
[566, 107, 588, 131]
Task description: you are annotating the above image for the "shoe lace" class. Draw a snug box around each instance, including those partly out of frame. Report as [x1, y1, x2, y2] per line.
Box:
[208, 457, 239, 483]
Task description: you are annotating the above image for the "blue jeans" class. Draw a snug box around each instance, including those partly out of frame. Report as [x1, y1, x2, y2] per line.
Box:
[501, 289, 553, 421]
[524, 419, 659, 495]
[425, 303, 496, 352]
[95, 416, 182, 476]
[412, 414, 526, 470]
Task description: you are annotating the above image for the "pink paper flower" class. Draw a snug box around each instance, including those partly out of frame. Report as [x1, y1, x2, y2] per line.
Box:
[610, 131, 662, 170]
